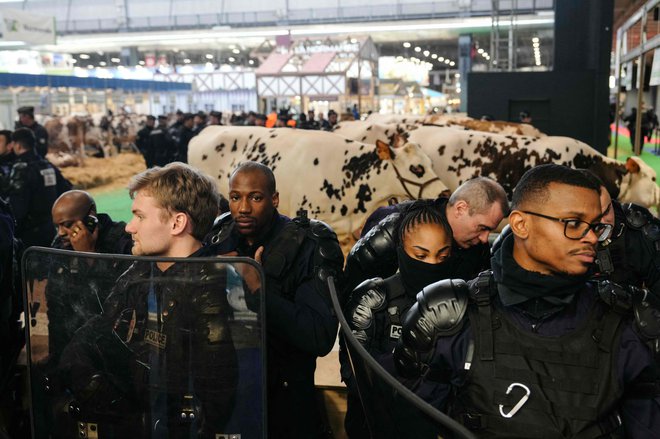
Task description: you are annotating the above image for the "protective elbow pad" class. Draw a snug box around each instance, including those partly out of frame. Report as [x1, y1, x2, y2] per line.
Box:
[345, 278, 387, 348]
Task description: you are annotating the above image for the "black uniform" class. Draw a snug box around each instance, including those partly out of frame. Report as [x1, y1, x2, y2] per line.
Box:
[0, 199, 19, 380]
[596, 201, 660, 297]
[168, 120, 183, 145]
[394, 233, 660, 438]
[135, 125, 153, 164]
[206, 211, 344, 438]
[178, 126, 195, 164]
[6, 151, 61, 248]
[45, 213, 133, 362]
[16, 121, 48, 158]
[147, 127, 177, 167]
[0, 152, 16, 193]
[58, 246, 238, 438]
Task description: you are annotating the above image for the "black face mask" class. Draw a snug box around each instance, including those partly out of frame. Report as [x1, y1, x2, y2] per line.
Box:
[396, 246, 456, 297]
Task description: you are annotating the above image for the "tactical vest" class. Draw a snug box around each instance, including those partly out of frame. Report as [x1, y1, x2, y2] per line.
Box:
[366, 275, 417, 353]
[452, 273, 625, 439]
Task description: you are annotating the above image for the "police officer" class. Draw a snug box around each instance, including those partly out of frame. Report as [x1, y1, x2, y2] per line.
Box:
[206, 161, 344, 438]
[136, 115, 155, 165]
[209, 111, 223, 126]
[168, 110, 184, 144]
[6, 128, 64, 248]
[193, 111, 207, 136]
[15, 106, 48, 157]
[58, 163, 237, 437]
[587, 171, 660, 298]
[148, 115, 177, 167]
[45, 190, 133, 362]
[344, 200, 455, 437]
[394, 164, 660, 437]
[0, 130, 15, 192]
[178, 113, 195, 164]
[345, 177, 508, 294]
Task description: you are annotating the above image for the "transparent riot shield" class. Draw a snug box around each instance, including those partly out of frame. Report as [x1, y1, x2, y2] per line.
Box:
[23, 247, 265, 439]
[328, 276, 476, 439]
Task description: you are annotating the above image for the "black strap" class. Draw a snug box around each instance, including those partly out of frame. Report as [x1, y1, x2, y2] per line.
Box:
[474, 272, 494, 361]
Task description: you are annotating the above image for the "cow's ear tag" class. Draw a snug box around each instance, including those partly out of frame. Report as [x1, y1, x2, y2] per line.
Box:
[376, 140, 392, 160]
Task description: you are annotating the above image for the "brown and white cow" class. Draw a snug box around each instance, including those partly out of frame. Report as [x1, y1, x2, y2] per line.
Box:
[188, 126, 449, 240]
[405, 125, 660, 210]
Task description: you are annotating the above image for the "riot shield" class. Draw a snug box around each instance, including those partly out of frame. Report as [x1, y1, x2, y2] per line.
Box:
[23, 247, 265, 439]
[328, 276, 476, 439]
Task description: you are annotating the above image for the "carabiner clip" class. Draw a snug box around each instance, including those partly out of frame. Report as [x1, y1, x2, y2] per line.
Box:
[499, 382, 530, 418]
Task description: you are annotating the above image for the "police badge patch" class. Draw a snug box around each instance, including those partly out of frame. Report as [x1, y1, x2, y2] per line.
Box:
[144, 329, 167, 349]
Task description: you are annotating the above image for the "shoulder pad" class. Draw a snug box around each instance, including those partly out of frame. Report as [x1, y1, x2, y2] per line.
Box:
[642, 219, 660, 243]
[401, 279, 469, 352]
[307, 220, 344, 293]
[345, 212, 400, 284]
[623, 203, 654, 230]
[204, 212, 235, 246]
[9, 162, 29, 191]
[490, 225, 512, 256]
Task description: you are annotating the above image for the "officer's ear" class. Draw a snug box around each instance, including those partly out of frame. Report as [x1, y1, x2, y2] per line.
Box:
[271, 191, 279, 209]
[171, 211, 189, 236]
[508, 210, 529, 239]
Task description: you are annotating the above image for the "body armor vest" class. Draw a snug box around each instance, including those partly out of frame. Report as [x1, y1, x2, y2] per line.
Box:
[452, 276, 625, 438]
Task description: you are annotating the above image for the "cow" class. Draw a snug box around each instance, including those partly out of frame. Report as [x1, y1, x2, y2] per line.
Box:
[332, 120, 417, 145]
[330, 121, 660, 210]
[187, 126, 449, 242]
[404, 125, 660, 210]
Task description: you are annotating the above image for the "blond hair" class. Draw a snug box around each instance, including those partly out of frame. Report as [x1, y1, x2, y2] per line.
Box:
[128, 162, 220, 240]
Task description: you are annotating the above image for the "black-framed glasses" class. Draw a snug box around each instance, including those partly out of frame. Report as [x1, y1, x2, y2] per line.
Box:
[521, 211, 613, 242]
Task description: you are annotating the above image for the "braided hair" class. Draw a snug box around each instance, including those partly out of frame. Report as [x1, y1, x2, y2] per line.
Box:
[397, 199, 452, 244]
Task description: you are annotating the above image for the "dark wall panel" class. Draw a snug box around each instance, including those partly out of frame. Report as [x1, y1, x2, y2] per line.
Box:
[466, 0, 613, 154]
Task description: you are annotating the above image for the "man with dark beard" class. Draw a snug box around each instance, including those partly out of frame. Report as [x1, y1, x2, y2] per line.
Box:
[394, 164, 660, 438]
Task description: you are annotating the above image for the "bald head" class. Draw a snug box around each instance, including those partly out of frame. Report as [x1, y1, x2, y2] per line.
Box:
[52, 190, 96, 219]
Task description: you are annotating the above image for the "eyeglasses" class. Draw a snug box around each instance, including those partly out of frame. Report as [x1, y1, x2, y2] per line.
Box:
[521, 211, 613, 242]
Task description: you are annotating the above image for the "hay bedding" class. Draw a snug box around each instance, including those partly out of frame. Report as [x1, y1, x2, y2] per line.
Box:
[59, 153, 146, 191]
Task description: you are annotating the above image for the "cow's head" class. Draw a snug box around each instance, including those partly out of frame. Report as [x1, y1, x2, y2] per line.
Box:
[618, 156, 660, 211]
[376, 140, 449, 202]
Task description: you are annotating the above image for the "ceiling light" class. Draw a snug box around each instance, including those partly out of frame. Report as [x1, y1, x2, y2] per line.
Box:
[478, 48, 484, 54]
[79, 54, 90, 59]
[414, 46, 421, 52]
[444, 59, 450, 64]
[232, 48, 240, 54]
[532, 37, 539, 43]
[533, 42, 540, 48]
[183, 58, 191, 63]
[423, 50, 430, 57]
[438, 57, 444, 62]
[350, 38, 357, 43]
[228, 56, 236, 62]
[111, 57, 120, 63]
[87, 65, 94, 69]
[248, 59, 255, 65]
[455, 73, 460, 78]
[139, 60, 145, 65]
[71, 59, 77, 64]
[403, 42, 411, 48]
[431, 54, 438, 59]
[205, 54, 214, 59]
[99, 61, 106, 66]
[96, 51, 103, 55]
[449, 61, 455, 66]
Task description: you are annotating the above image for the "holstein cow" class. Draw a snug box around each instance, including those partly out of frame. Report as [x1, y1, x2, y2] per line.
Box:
[404, 125, 660, 210]
[333, 120, 418, 145]
[188, 126, 449, 241]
